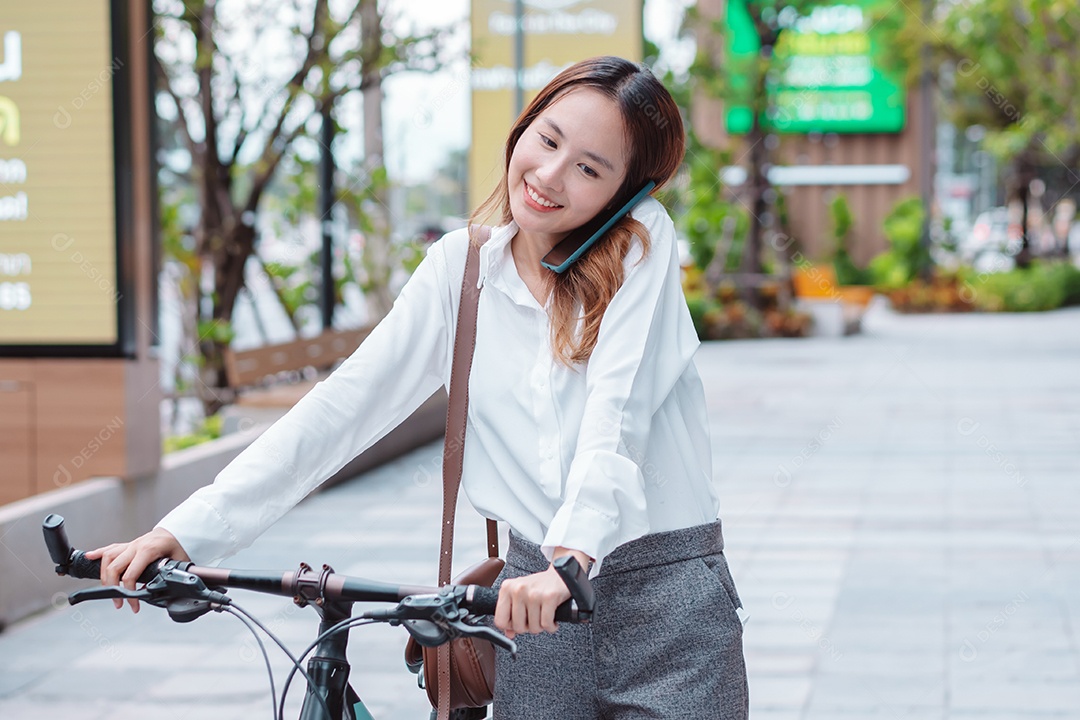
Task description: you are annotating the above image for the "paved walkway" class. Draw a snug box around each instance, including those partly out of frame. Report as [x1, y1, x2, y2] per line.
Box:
[1, 303, 1077, 719]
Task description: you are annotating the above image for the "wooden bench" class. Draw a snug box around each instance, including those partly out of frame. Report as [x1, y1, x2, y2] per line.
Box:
[220, 326, 449, 486]
[222, 327, 374, 407]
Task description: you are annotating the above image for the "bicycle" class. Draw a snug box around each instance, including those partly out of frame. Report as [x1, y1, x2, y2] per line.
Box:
[41, 513, 596, 720]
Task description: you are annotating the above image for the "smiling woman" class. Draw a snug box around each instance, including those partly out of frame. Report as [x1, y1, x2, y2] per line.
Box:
[461, 56, 748, 719]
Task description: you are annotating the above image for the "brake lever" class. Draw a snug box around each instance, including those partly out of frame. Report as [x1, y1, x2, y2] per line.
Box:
[442, 618, 518, 657]
[154, 568, 231, 605]
[368, 589, 519, 656]
[66, 568, 230, 612]
[69, 585, 155, 605]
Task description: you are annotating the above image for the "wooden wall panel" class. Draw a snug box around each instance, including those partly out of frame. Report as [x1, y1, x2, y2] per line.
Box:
[32, 360, 128, 496]
[770, 90, 924, 264]
[0, 360, 129, 501]
[0, 382, 34, 505]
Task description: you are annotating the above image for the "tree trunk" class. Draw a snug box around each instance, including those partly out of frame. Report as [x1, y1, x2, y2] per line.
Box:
[741, 48, 772, 304]
[1014, 152, 1035, 269]
[360, 0, 394, 321]
[196, 222, 258, 415]
[744, 121, 768, 279]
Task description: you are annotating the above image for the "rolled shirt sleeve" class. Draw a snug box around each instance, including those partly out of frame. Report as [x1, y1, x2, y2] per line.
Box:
[541, 200, 701, 574]
[157, 238, 457, 565]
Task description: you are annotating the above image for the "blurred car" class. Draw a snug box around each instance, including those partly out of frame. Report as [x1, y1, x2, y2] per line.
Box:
[962, 207, 1022, 263]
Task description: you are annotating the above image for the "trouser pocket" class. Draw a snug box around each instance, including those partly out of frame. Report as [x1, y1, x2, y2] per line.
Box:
[698, 552, 743, 613]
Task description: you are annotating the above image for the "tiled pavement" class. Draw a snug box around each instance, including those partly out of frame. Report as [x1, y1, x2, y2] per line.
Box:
[1, 302, 1078, 719]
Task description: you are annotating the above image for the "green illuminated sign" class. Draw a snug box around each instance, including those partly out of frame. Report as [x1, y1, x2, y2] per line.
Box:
[726, 0, 906, 134]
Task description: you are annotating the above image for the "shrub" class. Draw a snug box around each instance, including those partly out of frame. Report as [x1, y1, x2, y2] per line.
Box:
[829, 194, 873, 286]
[870, 197, 930, 290]
[164, 414, 224, 453]
[962, 261, 1080, 312]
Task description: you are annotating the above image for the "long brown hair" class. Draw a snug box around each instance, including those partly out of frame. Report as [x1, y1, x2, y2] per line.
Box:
[469, 56, 685, 365]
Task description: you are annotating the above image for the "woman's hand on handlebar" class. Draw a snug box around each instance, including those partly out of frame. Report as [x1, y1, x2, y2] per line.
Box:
[494, 546, 591, 639]
[85, 528, 190, 612]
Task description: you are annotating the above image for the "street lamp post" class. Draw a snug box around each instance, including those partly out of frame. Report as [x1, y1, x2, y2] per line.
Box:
[320, 102, 335, 331]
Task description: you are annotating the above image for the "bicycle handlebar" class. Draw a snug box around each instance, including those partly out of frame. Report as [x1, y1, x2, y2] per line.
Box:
[44, 513, 596, 718]
[42, 514, 593, 622]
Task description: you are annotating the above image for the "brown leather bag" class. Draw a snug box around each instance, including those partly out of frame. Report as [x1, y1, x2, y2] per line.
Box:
[403, 225, 503, 720]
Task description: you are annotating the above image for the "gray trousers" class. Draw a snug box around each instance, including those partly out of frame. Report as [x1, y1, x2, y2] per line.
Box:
[491, 521, 749, 719]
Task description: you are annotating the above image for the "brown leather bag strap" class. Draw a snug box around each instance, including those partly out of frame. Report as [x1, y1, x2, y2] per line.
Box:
[438, 225, 496, 720]
[486, 518, 499, 558]
[439, 224, 497, 586]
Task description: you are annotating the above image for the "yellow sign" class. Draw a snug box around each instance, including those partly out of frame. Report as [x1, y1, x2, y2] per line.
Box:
[469, 0, 643, 210]
[0, 2, 119, 345]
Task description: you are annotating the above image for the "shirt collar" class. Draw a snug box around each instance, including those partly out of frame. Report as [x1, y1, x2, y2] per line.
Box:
[477, 221, 549, 311]
[477, 221, 518, 290]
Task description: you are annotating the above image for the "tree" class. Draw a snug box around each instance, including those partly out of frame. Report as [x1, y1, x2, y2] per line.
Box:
[153, 0, 448, 413]
[254, 152, 425, 333]
[881, 0, 1080, 267]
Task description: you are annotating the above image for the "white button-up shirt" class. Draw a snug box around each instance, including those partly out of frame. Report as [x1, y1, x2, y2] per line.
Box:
[158, 196, 720, 574]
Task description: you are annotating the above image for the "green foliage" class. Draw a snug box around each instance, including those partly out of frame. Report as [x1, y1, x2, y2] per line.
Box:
[160, 196, 192, 264]
[398, 241, 426, 276]
[263, 261, 299, 283]
[828, 194, 873, 286]
[869, 197, 930, 290]
[830, 194, 853, 241]
[164, 413, 224, 454]
[879, 0, 1080, 167]
[963, 261, 1080, 312]
[197, 319, 236, 345]
[834, 248, 869, 287]
[276, 158, 320, 227]
[679, 135, 748, 272]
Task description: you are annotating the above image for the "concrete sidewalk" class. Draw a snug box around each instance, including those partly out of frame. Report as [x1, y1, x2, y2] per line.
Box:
[1, 303, 1077, 719]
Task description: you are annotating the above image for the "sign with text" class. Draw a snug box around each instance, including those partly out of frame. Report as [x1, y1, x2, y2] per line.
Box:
[0, 2, 121, 347]
[469, 0, 643, 209]
[725, 0, 905, 134]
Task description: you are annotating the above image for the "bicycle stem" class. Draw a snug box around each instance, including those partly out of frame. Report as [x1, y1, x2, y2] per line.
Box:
[298, 593, 354, 720]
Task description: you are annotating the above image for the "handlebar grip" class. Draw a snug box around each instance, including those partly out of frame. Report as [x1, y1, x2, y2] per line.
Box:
[64, 550, 160, 584]
[67, 551, 104, 580]
[42, 513, 72, 566]
[465, 586, 584, 622]
[467, 586, 499, 615]
[43, 514, 160, 583]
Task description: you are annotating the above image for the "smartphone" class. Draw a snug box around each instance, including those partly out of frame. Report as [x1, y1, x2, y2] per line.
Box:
[540, 180, 656, 273]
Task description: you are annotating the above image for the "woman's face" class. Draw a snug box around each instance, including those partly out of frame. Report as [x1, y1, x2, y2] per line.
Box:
[507, 87, 629, 246]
